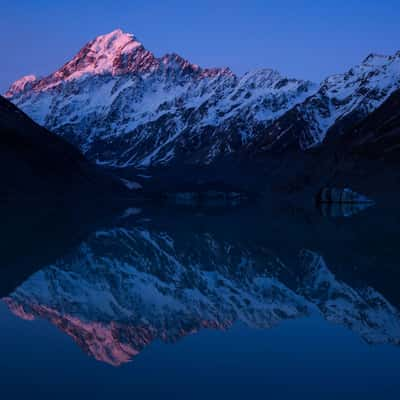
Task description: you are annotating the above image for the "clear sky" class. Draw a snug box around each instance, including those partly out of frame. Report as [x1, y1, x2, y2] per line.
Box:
[1, 0, 399, 92]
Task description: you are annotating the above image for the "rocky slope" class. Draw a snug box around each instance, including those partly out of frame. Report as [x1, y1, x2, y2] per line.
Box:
[0, 95, 124, 197]
[326, 87, 400, 159]
[4, 221, 400, 366]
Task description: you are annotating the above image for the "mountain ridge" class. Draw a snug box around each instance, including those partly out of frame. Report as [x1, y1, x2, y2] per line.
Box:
[0, 94, 126, 197]
[5, 29, 400, 169]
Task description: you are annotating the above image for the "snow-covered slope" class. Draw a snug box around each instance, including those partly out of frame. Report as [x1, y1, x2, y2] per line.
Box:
[5, 30, 400, 166]
[4, 226, 400, 366]
[258, 52, 400, 151]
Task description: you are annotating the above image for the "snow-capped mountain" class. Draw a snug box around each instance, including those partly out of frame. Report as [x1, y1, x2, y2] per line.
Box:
[4, 29, 315, 166]
[5, 29, 400, 167]
[257, 52, 400, 151]
[4, 225, 400, 366]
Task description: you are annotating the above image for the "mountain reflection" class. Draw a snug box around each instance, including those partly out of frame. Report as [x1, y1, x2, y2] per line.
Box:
[2, 206, 400, 366]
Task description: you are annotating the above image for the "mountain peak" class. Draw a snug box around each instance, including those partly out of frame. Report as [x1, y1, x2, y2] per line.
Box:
[160, 53, 200, 71]
[102, 28, 127, 37]
[361, 53, 391, 67]
[50, 29, 149, 82]
[88, 29, 141, 54]
[4, 75, 37, 98]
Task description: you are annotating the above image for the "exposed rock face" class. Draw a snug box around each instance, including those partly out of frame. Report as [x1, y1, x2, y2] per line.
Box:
[4, 224, 400, 366]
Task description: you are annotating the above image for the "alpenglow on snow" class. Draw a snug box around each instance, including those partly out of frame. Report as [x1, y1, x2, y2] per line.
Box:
[6, 30, 400, 167]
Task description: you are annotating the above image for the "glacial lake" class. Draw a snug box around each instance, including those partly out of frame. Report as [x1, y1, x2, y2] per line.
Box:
[0, 199, 399, 399]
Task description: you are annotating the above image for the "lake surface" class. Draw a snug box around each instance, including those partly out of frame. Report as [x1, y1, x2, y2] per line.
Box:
[0, 199, 399, 399]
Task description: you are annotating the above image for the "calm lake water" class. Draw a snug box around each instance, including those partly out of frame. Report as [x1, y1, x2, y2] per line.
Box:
[0, 199, 399, 399]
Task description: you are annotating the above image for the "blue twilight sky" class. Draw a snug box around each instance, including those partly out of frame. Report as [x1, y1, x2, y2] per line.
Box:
[1, 0, 399, 92]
